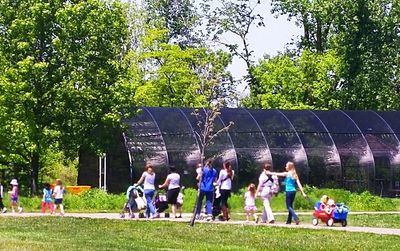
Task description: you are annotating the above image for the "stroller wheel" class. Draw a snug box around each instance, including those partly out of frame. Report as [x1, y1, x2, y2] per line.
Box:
[139, 212, 145, 218]
[165, 212, 170, 218]
[327, 218, 334, 227]
[341, 220, 347, 227]
[129, 213, 135, 219]
[120, 213, 125, 219]
[312, 218, 318, 226]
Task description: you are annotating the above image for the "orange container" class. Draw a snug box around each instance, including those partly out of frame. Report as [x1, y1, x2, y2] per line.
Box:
[65, 185, 91, 195]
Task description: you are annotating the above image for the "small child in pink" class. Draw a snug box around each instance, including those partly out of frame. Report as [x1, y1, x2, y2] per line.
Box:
[9, 179, 23, 214]
[244, 183, 258, 223]
[41, 183, 54, 214]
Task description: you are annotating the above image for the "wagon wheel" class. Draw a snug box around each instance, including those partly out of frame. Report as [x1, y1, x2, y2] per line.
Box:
[341, 220, 347, 227]
[327, 218, 334, 227]
[312, 218, 319, 226]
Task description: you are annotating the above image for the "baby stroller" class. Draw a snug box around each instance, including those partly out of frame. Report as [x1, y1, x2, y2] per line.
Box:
[312, 199, 349, 227]
[120, 184, 146, 219]
[154, 186, 185, 218]
[154, 190, 169, 217]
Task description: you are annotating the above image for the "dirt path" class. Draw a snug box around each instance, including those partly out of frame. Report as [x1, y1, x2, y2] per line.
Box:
[3, 212, 400, 236]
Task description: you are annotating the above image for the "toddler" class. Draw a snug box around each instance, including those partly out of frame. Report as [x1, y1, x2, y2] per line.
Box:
[52, 179, 65, 216]
[9, 179, 22, 214]
[41, 183, 54, 214]
[244, 183, 258, 223]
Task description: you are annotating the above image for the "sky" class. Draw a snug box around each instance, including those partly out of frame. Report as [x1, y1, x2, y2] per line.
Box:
[218, 0, 302, 97]
[128, 0, 303, 97]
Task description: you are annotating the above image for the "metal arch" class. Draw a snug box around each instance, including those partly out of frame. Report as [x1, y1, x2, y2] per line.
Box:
[339, 110, 376, 190]
[372, 111, 400, 145]
[308, 110, 343, 181]
[142, 107, 170, 166]
[275, 109, 310, 175]
[177, 107, 202, 163]
[211, 108, 239, 172]
[242, 108, 273, 167]
[122, 132, 134, 183]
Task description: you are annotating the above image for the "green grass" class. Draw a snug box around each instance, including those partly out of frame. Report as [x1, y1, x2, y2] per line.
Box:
[0, 217, 399, 251]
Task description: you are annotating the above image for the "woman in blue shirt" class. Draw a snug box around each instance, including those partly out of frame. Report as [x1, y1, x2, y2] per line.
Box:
[269, 161, 306, 224]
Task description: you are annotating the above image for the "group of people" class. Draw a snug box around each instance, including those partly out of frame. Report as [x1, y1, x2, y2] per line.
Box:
[41, 179, 66, 215]
[0, 178, 65, 216]
[136, 159, 307, 224]
[244, 161, 307, 224]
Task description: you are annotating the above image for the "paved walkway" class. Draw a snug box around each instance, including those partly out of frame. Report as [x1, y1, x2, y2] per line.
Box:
[2, 212, 400, 236]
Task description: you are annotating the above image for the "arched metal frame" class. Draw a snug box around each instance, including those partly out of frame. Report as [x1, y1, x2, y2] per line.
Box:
[121, 107, 400, 195]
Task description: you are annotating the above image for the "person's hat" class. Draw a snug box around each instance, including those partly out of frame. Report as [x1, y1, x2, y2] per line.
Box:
[10, 179, 18, 185]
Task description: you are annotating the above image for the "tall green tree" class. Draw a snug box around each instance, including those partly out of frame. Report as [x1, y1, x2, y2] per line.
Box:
[201, 0, 265, 97]
[142, 0, 201, 47]
[0, 0, 132, 193]
[243, 50, 342, 109]
[127, 28, 234, 107]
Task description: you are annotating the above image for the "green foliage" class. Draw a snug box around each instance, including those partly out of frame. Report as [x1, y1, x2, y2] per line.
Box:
[244, 50, 342, 109]
[0, 0, 133, 192]
[1, 217, 400, 250]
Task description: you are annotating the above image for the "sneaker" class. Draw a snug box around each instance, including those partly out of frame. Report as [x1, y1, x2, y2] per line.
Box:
[18, 207, 23, 214]
[1, 207, 6, 213]
[151, 213, 160, 219]
[269, 220, 275, 224]
[295, 219, 300, 225]
[206, 216, 212, 222]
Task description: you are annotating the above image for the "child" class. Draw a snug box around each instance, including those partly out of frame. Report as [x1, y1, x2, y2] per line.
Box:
[0, 181, 6, 213]
[9, 179, 22, 214]
[52, 179, 65, 216]
[244, 183, 258, 223]
[41, 183, 54, 214]
[319, 195, 330, 214]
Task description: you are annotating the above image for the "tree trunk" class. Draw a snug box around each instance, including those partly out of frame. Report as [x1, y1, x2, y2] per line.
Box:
[31, 151, 40, 194]
[316, 19, 322, 52]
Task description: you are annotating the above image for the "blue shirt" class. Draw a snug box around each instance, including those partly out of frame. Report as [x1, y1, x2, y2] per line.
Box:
[43, 188, 53, 203]
[285, 174, 296, 192]
[200, 166, 217, 192]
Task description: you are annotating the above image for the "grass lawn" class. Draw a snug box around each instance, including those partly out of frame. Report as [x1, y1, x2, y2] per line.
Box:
[0, 217, 399, 251]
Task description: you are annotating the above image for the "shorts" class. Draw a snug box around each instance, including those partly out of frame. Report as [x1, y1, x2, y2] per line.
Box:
[244, 205, 257, 212]
[220, 189, 231, 208]
[167, 188, 180, 205]
[54, 198, 63, 205]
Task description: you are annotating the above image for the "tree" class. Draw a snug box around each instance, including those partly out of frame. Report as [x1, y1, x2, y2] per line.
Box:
[142, 0, 201, 47]
[242, 50, 343, 109]
[271, 0, 337, 52]
[0, 0, 132, 193]
[127, 27, 235, 107]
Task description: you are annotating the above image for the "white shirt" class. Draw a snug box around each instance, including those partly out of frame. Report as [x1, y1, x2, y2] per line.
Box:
[53, 185, 64, 199]
[259, 172, 273, 189]
[167, 173, 180, 190]
[218, 169, 233, 190]
[244, 191, 255, 207]
[141, 171, 155, 190]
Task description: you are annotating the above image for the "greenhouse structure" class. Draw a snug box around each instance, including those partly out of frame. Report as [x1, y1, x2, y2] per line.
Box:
[78, 107, 400, 197]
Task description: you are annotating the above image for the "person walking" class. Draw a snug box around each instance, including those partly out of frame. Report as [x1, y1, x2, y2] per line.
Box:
[256, 164, 278, 224]
[53, 179, 65, 216]
[136, 164, 158, 218]
[9, 179, 22, 214]
[217, 161, 234, 221]
[41, 183, 55, 215]
[244, 183, 258, 223]
[269, 161, 306, 225]
[195, 160, 218, 221]
[0, 181, 6, 213]
[159, 166, 180, 218]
